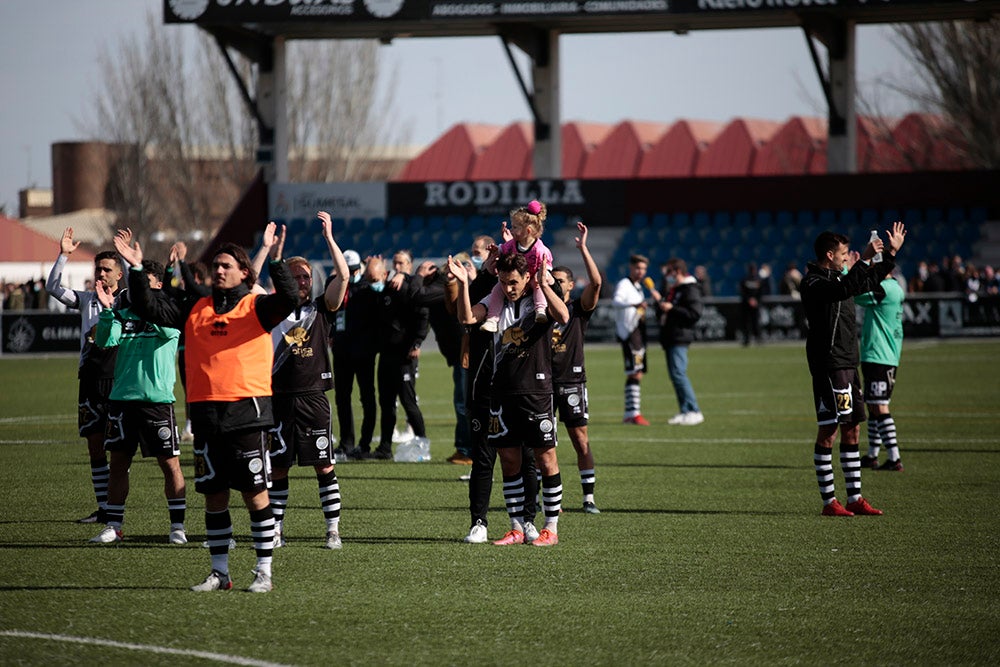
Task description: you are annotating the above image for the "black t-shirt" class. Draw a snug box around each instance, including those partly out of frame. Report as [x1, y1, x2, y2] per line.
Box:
[487, 293, 553, 396]
[271, 297, 335, 395]
[551, 298, 593, 385]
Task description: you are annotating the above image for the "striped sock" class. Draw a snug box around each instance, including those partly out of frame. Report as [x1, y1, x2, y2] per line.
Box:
[167, 497, 186, 527]
[866, 419, 882, 458]
[625, 378, 641, 418]
[250, 507, 276, 559]
[877, 414, 899, 461]
[90, 457, 109, 511]
[501, 475, 526, 532]
[580, 468, 596, 503]
[317, 470, 341, 532]
[841, 444, 862, 503]
[205, 509, 232, 574]
[814, 443, 835, 505]
[269, 477, 289, 525]
[541, 473, 563, 531]
[104, 503, 125, 530]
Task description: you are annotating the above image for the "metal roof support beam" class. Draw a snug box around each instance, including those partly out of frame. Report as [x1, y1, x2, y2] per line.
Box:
[804, 17, 857, 174]
[500, 28, 562, 179]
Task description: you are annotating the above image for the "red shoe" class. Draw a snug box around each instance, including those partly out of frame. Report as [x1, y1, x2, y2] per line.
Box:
[821, 499, 854, 517]
[623, 414, 650, 426]
[846, 497, 883, 516]
[492, 530, 524, 546]
[531, 528, 559, 547]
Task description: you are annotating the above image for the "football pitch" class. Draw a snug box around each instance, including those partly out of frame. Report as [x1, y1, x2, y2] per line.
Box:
[1, 340, 998, 665]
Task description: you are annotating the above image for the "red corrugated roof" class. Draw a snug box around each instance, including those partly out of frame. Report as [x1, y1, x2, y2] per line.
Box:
[469, 122, 533, 180]
[580, 120, 669, 179]
[695, 118, 781, 177]
[637, 120, 723, 178]
[752, 116, 827, 176]
[561, 121, 614, 178]
[0, 215, 96, 262]
[395, 123, 504, 182]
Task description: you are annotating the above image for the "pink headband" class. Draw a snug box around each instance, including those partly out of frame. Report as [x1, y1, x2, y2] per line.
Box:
[527, 200, 542, 215]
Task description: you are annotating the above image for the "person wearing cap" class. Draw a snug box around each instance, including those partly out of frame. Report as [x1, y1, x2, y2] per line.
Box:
[331, 249, 379, 460]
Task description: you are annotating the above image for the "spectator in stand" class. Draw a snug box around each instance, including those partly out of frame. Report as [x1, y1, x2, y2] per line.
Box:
[964, 264, 982, 301]
[909, 261, 929, 293]
[739, 262, 763, 346]
[982, 264, 999, 296]
[923, 261, 945, 292]
[758, 263, 775, 296]
[693, 265, 713, 298]
[780, 262, 802, 300]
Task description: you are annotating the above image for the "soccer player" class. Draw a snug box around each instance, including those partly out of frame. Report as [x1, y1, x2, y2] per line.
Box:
[120, 222, 297, 593]
[550, 221, 602, 513]
[451, 251, 568, 547]
[266, 211, 349, 550]
[800, 222, 906, 517]
[89, 257, 186, 545]
[612, 254, 660, 425]
[46, 228, 124, 523]
[857, 272, 906, 471]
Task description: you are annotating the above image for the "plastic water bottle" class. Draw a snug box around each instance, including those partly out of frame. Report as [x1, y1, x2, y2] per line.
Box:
[869, 229, 882, 263]
[393, 436, 431, 463]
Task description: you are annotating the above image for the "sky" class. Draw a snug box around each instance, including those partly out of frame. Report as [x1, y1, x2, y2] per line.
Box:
[0, 0, 921, 216]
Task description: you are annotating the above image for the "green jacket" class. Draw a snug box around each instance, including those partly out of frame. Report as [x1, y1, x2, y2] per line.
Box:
[96, 306, 179, 403]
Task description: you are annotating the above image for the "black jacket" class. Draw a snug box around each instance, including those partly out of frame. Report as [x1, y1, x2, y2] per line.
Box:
[800, 255, 895, 375]
[658, 277, 703, 347]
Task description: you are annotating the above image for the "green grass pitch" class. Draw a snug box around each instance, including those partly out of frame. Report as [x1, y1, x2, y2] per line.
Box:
[1, 340, 998, 665]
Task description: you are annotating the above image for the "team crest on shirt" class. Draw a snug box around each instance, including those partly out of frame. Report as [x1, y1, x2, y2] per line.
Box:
[550, 326, 566, 353]
[501, 327, 526, 346]
[284, 326, 313, 357]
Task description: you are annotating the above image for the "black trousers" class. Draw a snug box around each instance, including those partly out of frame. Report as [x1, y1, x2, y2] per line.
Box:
[376, 349, 426, 451]
[467, 400, 538, 527]
[333, 346, 376, 452]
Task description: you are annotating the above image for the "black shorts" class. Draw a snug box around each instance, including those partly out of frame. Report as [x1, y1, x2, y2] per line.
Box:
[78, 377, 113, 437]
[861, 362, 897, 405]
[268, 392, 334, 468]
[554, 382, 589, 428]
[812, 368, 866, 427]
[193, 429, 271, 495]
[618, 328, 647, 375]
[486, 393, 557, 450]
[104, 401, 179, 458]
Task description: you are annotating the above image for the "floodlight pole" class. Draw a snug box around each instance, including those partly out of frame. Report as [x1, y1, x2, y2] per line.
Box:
[804, 18, 857, 174]
[500, 29, 562, 179]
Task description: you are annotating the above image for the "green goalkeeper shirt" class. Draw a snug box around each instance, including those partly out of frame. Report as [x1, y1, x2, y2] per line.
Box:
[96, 306, 180, 404]
[856, 277, 905, 367]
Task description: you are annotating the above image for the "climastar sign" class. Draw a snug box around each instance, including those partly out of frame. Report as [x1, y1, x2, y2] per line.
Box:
[697, 0, 837, 8]
[423, 180, 585, 207]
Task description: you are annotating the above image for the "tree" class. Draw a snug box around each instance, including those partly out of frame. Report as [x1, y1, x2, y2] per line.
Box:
[890, 18, 1000, 169]
[82, 12, 402, 259]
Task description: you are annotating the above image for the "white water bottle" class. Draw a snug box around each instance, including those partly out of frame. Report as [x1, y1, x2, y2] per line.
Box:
[869, 229, 882, 263]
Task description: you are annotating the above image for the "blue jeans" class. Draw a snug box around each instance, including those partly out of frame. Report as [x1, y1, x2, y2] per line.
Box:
[666, 345, 699, 414]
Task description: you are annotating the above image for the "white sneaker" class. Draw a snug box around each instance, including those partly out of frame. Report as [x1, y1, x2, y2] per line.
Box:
[169, 528, 188, 545]
[681, 412, 705, 425]
[463, 520, 488, 544]
[523, 521, 540, 544]
[667, 413, 686, 425]
[247, 569, 272, 593]
[89, 525, 122, 544]
[479, 319, 498, 333]
[190, 569, 232, 592]
[325, 530, 342, 550]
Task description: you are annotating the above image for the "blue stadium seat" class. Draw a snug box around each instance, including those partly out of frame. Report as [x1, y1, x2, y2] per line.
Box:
[445, 214, 465, 233]
[860, 208, 879, 228]
[946, 206, 967, 224]
[651, 212, 670, 228]
[408, 216, 426, 233]
[970, 206, 988, 225]
[817, 209, 837, 228]
[426, 215, 445, 233]
[903, 208, 923, 226]
[673, 212, 691, 228]
[924, 208, 943, 225]
[753, 211, 773, 227]
[712, 211, 732, 228]
[881, 208, 900, 225]
[631, 212, 650, 228]
[796, 210, 815, 227]
[733, 210, 752, 228]
[693, 211, 711, 229]
[387, 215, 406, 233]
[839, 209, 859, 228]
[346, 217, 367, 234]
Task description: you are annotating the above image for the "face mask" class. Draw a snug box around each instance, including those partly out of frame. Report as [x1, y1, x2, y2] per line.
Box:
[665, 275, 677, 286]
[370, 281, 385, 293]
[350, 273, 361, 284]
[470, 255, 484, 270]
[841, 266, 849, 275]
